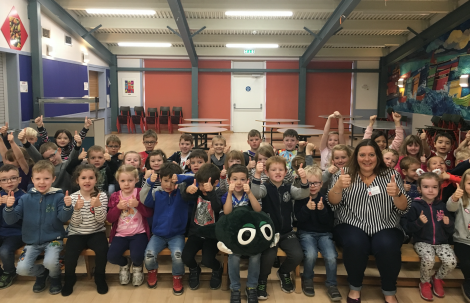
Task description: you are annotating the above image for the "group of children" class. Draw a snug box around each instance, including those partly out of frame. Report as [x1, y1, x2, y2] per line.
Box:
[1, 111, 470, 303]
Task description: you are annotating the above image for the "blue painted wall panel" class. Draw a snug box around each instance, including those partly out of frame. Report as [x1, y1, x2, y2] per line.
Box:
[19, 55, 33, 121]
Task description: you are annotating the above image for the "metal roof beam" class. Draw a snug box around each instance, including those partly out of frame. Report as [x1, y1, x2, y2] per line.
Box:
[300, 0, 362, 67]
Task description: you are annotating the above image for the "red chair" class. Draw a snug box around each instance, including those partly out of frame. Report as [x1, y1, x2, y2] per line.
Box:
[170, 106, 183, 131]
[158, 106, 172, 133]
[132, 106, 146, 133]
[116, 106, 134, 133]
[144, 108, 159, 132]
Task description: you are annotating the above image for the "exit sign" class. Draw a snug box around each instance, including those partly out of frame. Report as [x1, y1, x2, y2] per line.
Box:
[244, 49, 255, 54]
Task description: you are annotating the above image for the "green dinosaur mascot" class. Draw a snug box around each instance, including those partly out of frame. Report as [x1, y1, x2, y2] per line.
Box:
[196, 207, 279, 256]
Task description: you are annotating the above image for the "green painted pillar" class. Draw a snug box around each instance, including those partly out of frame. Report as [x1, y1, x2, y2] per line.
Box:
[192, 67, 198, 118]
[28, 0, 43, 118]
[298, 66, 307, 124]
[110, 55, 119, 131]
[377, 57, 388, 118]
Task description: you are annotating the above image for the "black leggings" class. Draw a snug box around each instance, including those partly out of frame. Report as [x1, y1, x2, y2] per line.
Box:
[335, 224, 403, 294]
[182, 235, 220, 271]
[454, 242, 470, 282]
[64, 232, 108, 276]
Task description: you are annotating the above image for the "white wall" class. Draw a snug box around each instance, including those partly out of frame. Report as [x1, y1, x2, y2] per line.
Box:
[117, 58, 142, 108]
[355, 60, 380, 110]
[0, 0, 30, 53]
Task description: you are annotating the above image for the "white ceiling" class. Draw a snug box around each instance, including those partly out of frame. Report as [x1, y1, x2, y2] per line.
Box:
[54, 0, 465, 59]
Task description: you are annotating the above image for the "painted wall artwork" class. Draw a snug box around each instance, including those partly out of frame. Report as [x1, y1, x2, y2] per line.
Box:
[386, 19, 470, 119]
[122, 79, 135, 96]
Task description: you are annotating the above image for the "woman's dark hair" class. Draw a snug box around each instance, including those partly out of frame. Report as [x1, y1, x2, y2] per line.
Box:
[54, 129, 73, 147]
[144, 149, 167, 170]
[371, 130, 386, 142]
[347, 139, 389, 182]
[72, 164, 100, 198]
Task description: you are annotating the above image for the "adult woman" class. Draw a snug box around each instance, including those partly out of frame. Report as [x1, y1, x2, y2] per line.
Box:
[327, 139, 411, 303]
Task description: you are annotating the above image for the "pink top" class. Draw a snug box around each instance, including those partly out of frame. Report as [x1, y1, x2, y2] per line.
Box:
[363, 125, 404, 151]
[320, 148, 331, 170]
[115, 189, 146, 237]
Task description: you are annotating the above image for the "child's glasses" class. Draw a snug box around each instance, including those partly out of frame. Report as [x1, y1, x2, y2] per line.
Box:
[144, 141, 157, 145]
[309, 182, 322, 187]
[0, 176, 19, 184]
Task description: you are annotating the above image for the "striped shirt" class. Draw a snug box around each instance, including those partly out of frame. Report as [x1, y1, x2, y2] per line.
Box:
[326, 167, 411, 236]
[68, 191, 108, 236]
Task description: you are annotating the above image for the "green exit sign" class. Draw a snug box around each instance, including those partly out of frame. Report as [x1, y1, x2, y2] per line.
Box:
[244, 49, 255, 54]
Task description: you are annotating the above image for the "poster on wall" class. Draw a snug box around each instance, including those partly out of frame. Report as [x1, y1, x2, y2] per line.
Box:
[122, 79, 136, 97]
[1, 7, 28, 51]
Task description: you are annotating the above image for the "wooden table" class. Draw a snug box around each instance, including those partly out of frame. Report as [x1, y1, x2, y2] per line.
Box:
[255, 119, 300, 139]
[185, 118, 228, 124]
[178, 127, 227, 150]
[350, 120, 397, 147]
[263, 124, 315, 143]
[178, 123, 231, 128]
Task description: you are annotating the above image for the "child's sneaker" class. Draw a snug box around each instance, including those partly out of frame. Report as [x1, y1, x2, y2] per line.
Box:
[277, 271, 294, 293]
[147, 269, 158, 288]
[230, 289, 241, 303]
[173, 275, 184, 295]
[33, 269, 49, 293]
[188, 266, 201, 290]
[419, 282, 433, 301]
[327, 285, 342, 301]
[301, 278, 315, 297]
[119, 257, 131, 285]
[431, 275, 445, 298]
[61, 274, 76, 296]
[0, 272, 17, 289]
[132, 264, 144, 286]
[257, 280, 268, 300]
[461, 281, 470, 303]
[246, 287, 259, 303]
[210, 265, 223, 290]
[49, 276, 62, 295]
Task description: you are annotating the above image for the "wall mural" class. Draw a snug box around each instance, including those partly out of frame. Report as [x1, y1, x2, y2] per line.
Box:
[387, 19, 470, 119]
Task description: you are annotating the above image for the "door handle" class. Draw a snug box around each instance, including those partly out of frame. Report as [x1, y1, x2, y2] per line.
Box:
[233, 104, 262, 109]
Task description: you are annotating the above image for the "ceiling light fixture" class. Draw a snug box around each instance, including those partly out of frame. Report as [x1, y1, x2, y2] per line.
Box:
[460, 74, 469, 87]
[118, 42, 172, 47]
[225, 11, 293, 17]
[226, 44, 279, 48]
[86, 9, 156, 15]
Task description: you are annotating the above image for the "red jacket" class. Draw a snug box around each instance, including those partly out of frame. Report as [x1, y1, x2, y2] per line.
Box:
[440, 173, 461, 200]
[107, 188, 153, 243]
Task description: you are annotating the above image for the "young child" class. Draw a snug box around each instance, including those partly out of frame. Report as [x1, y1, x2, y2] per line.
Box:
[321, 144, 352, 195]
[62, 164, 108, 296]
[114, 151, 144, 192]
[181, 164, 223, 291]
[320, 111, 345, 170]
[455, 149, 470, 169]
[244, 129, 262, 167]
[140, 129, 158, 165]
[24, 127, 44, 149]
[406, 172, 456, 301]
[400, 156, 421, 200]
[142, 149, 167, 189]
[456, 131, 470, 152]
[430, 132, 455, 171]
[107, 165, 152, 286]
[291, 156, 307, 188]
[383, 148, 399, 169]
[209, 135, 227, 171]
[276, 129, 306, 173]
[222, 164, 262, 303]
[105, 135, 124, 176]
[34, 115, 92, 160]
[294, 165, 341, 300]
[395, 134, 430, 178]
[168, 134, 193, 172]
[186, 149, 208, 175]
[447, 170, 470, 301]
[427, 156, 461, 202]
[363, 112, 403, 151]
[20, 129, 82, 193]
[219, 150, 246, 194]
[87, 145, 113, 193]
[249, 145, 294, 184]
[140, 163, 194, 295]
[3, 160, 73, 294]
[0, 165, 26, 289]
[252, 156, 309, 297]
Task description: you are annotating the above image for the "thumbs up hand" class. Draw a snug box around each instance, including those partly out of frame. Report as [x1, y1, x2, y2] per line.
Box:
[298, 141, 307, 151]
[220, 165, 227, 178]
[228, 182, 235, 194]
[243, 180, 251, 194]
[254, 161, 264, 179]
[129, 195, 139, 208]
[7, 132, 14, 143]
[306, 196, 316, 210]
[104, 148, 111, 161]
[328, 165, 339, 175]
[452, 184, 464, 202]
[78, 148, 87, 161]
[208, 145, 215, 156]
[317, 197, 324, 210]
[84, 117, 93, 129]
[0, 124, 7, 136]
[144, 168, 153, 179]
[117, 194, 128, 210]
[150, 171, 159, 183]
[420, 130, 427, 141]
[35, 115, 44, 128]
[74, 130, 82, 147]
[6, 191, 15, 207]
[306, 143, 316, 156]
[90, 196, 101, 208]
[298, 163, 307, 183]
[18, 128, 27, 144]
[338, 168, 351, 189]
[64, 190, 72, 207]
[186, 179, 198, 194]
[419, 210, 428, 224]
[443, 215, 450, 225]
[224, 145, 231, 154]
[75, 194, 84, 210]
[386, 175, 400, 197]
[203, 178, 214, 193]
[247, 157, 256, 169]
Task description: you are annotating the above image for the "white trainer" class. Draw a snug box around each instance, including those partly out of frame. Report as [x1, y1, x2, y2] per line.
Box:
[119, 257, 131, 285]
[132, 264, 144, 287]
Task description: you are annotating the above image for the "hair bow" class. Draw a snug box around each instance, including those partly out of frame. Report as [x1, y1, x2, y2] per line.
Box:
[416, 168, 441, 176]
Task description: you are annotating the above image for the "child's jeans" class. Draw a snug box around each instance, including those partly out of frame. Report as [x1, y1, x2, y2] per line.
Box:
[107, 233, 148, 266]
[0, 235, 24, 274]
[298, 231, 338, 286]
[16, 240, 63, 278]
[145, 235, 185, 276]
[228, 253, 261, 291]
[414, 242, 457, 283]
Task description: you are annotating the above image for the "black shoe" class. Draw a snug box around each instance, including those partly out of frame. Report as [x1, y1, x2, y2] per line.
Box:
[301, 278, 315, 297]
[462, 281, 470, 303]
[49, 276, 62, 295]
[257, 280, 268, 300]
[188, 266, 201, 290]
[327, 285, 342, 301]
[95, 273, 108, 295]
[33, 269, 49, 293]
[210, 265, 223, 290]
[230, 289, 242, 303]
[0, 272, 17, 289]
[277, 271, 294, 293]
[61, 275, 76, 296]
[246, 287, 259, 303]
[273, 256, 280, 268]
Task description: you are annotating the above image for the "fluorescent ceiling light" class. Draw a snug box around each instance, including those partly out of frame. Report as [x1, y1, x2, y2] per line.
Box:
[225, 11, 293, 17]
[460, 74, 469, 87]
[118, 42, 172, 47]
[86, 9, 156, 15]
[226, 44, 279, 48]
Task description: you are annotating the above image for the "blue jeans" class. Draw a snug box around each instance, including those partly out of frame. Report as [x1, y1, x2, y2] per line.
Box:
[16, 240, 63, 278]
[0, 235, 24, 274]
[145, 235, 185, 276]
[298, 231, 338, 286]
[229, 253, 261, 290]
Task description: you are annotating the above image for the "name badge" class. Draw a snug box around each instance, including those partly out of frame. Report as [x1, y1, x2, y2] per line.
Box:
[367, 186, 381, 196]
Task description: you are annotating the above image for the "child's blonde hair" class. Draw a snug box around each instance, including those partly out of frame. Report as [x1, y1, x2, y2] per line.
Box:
[460, 168, 470, 207]
[399, 135, 424, 157]
[382, 148, 399, 157]
[212, 135, 226, 145]
[399, 156, 420, 171]
[115, 164, 139, 181]
[304, 165, 322, 180]
[329, 144, 353, 164]
[224, 150, 245, 168]
[265, 156, 287, 171]
[87, 145, 105, 158]
[456, 149, 470, 162]
[25, 127, 38, 138]
[417, 172, 441, 193]
[123, 151, 142, 170]
[32, 160, 55, 177]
